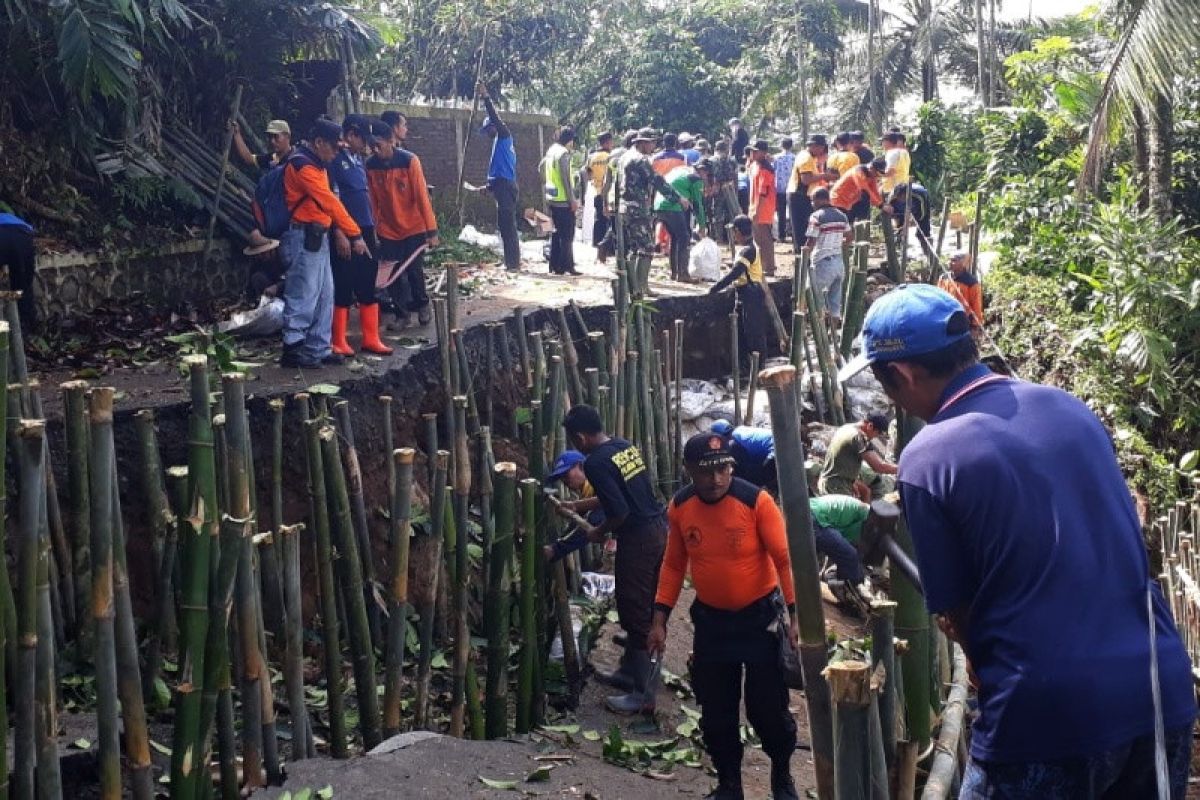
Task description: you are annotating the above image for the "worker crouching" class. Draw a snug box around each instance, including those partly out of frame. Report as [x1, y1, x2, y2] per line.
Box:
[648, 433, 799, 800]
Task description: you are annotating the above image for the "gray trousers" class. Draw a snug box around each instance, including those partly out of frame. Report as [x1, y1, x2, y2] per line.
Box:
[492, 178, 520, 270]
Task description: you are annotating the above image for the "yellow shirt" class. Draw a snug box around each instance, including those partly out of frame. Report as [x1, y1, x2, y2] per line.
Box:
[587, 151, 610, 194]
[881, 147, 910, 193]
[787, 151, 829, 196]
[828, 150, 860, 180]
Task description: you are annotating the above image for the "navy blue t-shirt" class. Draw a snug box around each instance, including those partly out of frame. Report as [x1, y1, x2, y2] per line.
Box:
[731, 426, 774, 464]
[899, 363, 1195, 763]
[331, 149, 375, 230]
[583, 437, 664, 537]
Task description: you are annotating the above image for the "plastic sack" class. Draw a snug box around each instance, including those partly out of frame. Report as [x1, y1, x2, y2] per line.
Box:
[689, 236, 722, 281]
[457, 224, 503, 254]
[218, 295, 285, 338]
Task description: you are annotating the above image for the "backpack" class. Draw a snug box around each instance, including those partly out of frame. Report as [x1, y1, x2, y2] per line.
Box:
[252, 151, 316, 238]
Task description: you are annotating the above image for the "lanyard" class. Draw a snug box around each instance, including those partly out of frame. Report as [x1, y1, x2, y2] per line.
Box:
[937, 373, 1010, 415]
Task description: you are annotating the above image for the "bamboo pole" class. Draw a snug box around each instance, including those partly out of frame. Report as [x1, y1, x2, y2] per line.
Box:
[301, 418, 347, 758]
[477, 428, 497, 608]
[203, 85, 242, 261]
[969, 190, 986, 278]
[453, 329, 480, 435]
[516, 478, 539, 734]
[321, 425, 382, 749]
[415, 452, 449, 730]
[743, 352, 761, 425]
[557, 307, 585, 404]
[483, 325, 496, 429]
[514, 308, 533, 389]
[30, 431, 62, 800]
[730, 311, 741, 424]
[135, 409, 176, 704]
[759, 365, 834, 797]
[0, 327, 8, 800]
[880, 210, 901, 283]
[170, 357, 217, 800]
[826, 660, 874, 800]
[552, 557, 582, 698]
[921, 646, 969, 799]
[672, 319, 684, 480]
[893, 410, 931, 759]
[650, 349, 672, 495]
[449, 397, 472, 738]
[839, 245, 870, 360]
[870, 600, 899, 776]
[484, 462, 517, 740]
[62, 380, 92, 636]
[423, 412, 439, 488]
[333, 401, 383, 646]
[82, 396, 120, 800]
[383, 449, 416, 737]
[278, 522, 310, 758]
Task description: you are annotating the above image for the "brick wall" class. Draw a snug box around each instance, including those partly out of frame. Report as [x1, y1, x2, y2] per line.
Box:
[359, 100, 558, 231]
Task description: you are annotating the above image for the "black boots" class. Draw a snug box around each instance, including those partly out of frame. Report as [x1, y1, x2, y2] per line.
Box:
[604, 649, 655, 714]
[594, 647, 636, 692]
[704, 768, 744, 800]
[770, 759, 799, 800]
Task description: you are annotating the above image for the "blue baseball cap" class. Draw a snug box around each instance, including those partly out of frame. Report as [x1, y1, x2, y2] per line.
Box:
[710, 420, 733, 437]
[548, 450, 585, 482]
[838, 283, 971, 383]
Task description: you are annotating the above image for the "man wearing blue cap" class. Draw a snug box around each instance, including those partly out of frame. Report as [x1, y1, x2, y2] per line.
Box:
[543, 450, 605, 562]
[475, 83, 520, 272]
[841, 284, 1196, 797]
[710, 420, 777, 492]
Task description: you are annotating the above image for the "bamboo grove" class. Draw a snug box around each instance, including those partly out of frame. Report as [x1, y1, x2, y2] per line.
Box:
[0, 202, 971, 799]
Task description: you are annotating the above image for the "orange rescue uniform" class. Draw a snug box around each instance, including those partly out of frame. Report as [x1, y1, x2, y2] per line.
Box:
[830, 166, 883, 213]
[284, 150, 362, 237]
[938, 273, 984, 326]
[365, 149, 438, 242]
[655, 479, 795, 613]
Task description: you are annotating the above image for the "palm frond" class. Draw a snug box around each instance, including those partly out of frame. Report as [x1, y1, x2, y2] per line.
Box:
[1078, 0, 1200, 193]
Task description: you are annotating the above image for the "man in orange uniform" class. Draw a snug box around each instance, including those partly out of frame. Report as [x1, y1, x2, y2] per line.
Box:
[648, 433, 799, 800]
[785, 134, 837, 249]
[366, 120, 440, 330]
[747, 139, 777, 276]
[830, 158, 886, 224]
[280, 118, 368, 368]
[938, 251, 984, 328]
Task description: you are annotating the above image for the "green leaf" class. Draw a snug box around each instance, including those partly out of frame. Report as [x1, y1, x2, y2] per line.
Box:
[316, 786, 334, 799]
[525, 765, 554, 782]
[478, 776, 518, 790]
[540, 723, 579, 734]
[70, 738, 91, 749]
[308, 383, 342, 395]
[582, 729, 601, 741]
[1180, 451, 1199, 472]
[150, 739, 172, 756]
[431, 651, 449, 669]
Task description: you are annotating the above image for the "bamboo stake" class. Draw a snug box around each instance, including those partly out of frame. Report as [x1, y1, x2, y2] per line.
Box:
[516, 478, 539, 733]
[204, 85, 242, 262]
[514, 308, 533, 389]
[870, 600, 899, 776]
[881, 209, 901, 283]
[321, 425, 382, 749]
[61, 380, 92, 637]
[477, 428, 497, 605]
[672, 319, 684, 480]
[730, 311, 741, 424]
[0, 327, 8, 800]
[450, 397, 472, 738]
[921, 646, 969, 799]
[278, 522, 310, 758]
[743, 352, 761, 425]
[29, 424, 62, 800]
[415, 452, 448, 730]
[301, 418, 347, 758]
[839, 245, 870, 359]
[826, 660, 875, 800]
[568, 299, 590, 339]
[170, 356, 217, 800]
[383, 449, 416, 737]
[556, 307, 585, 404]
[530, 331, 547, 410]
[333, 401, 383, 646]
[893, 411, 931, 758]
[82, 397, 120, 800]
[759, 366, 834, 797]
[650, 349, 672, 495]
[135, 409, 176, 704]
[552, 557, 581, 699]
[423, 412, 439, 488]
[485, 463, 517, 739]
[483, 326, 496, 429]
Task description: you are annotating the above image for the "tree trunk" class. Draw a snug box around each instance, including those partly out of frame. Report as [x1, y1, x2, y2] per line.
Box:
[795, 4, 810, 140]
[976, 0, 987, 104]
[1148, 88, 1174, 218]
[1132, 103, 1150, 211]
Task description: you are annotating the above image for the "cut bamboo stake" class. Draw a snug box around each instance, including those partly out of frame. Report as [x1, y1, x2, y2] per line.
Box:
[136, 409, 177, 704]
[383, 449, 416, 737]
[415, 452, 449, 730]
[301, 418, 347, 758]
[477, 428, 497, 605]
[825, 660, 875, 800]
[0, 326, 9, 800]
[278, 523, 310, 758]
[557, 307, 585, 404]
[730, 311, 741, 424]
[204, 85, 242, 262]
[453, 329, 480, 435]
[30, 426, 62, 800]
[516, 478, 539, 734]
[920, 646, 970, 799]
[870, 600, 899, 774]
[514, 308, 533, 389]
[321, 425, 382, 749]
[62, 380, 92, 636]
[106, 457, 153, 799]
[893, 410, 931, 754]
[743, 352, 761, 425]
[552, 558, 582, 699]
[483, 326, 496, 429]
[82, 396, 120, 800]
[672, 319, 684, 482]
[449, 397, 472, 738]
[759, 365, 834, 797]
[333, 401, 383, 646]
[485, 463, 517, 739]
[839, 245, 870, 359]
[423, 412, 439, 488]
[170, 357, 217, 800]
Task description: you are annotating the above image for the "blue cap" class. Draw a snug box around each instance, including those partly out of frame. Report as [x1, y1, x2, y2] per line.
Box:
[838, 283, 970, 383]
[548, 450, 585, 482]
[710, 420, 733, 437]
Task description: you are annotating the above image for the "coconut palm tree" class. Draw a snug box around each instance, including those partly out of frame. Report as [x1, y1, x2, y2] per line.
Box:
[1079, 0, 1200, 213]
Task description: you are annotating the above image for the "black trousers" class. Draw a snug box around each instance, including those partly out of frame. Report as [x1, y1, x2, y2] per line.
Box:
[548, 204, 575, 274]
[591, 194, 610, 249]
[775, 192, 789, 241]
[658, 209, 690, 280]
[613, 519, 667, 650]
[787, 191, 812, 244]
[847, 194, 872, 225]
[0, 226, 36, 330]
[379, 234, 429, 313]
[493, 179, 521, 270]
[689, 595, 798, 773]
[736, 282, 769, 362]
[332, 226, 377, 307]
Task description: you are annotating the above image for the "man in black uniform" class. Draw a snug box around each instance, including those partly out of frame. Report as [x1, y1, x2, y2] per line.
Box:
[561, 404, 667, 714]
[709, 215, 770, 362]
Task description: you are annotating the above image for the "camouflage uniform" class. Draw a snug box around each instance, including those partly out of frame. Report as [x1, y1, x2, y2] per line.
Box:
[709, 152, 741, 239]
[620, 150, 681, 257]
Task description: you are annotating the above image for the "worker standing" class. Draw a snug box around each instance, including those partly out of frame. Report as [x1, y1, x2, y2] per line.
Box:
[476, 82, 521, 272]
[747, 140, 777, 276]
[654, 161, 709, 283]
[543, 126, 579, 276]
[840, 283, 1196, 797]
[648, 433, 799, 800]
[621, 128, 689, 297]
[710, 215, 770, 361]
[818, 414, 897, 500]
[560, 405, 667, 714]
[0, 210, 37, 332]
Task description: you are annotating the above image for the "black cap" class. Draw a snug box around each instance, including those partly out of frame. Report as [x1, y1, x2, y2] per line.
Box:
[683, 432, 736, 468]
[752, 138, 771, 152]
[342, 114, 371, 137]
[695, 157, 714, 172]
[311, 118, 343, 144]
[369, 120, 392, 140]
[806, 134, 828, 148]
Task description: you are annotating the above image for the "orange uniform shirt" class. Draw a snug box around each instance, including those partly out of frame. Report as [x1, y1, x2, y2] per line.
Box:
[655, 479, 796, 613]
[283, 153, 361, 238]
[365, 149, 438, 242]
[749, 160, 777, 225]
[938, 273, 984, 326]
[830, 166, 883, 212]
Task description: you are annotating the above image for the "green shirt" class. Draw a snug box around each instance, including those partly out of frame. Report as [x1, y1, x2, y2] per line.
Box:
[819, 423, 873, 487]
[653, 166, 708, 228]
[809, 495, 870, 543]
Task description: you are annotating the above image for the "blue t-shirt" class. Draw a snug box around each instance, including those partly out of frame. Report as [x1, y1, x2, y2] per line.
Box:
[681, 147, 701, 166]
[899, 363, 1196, 763]
[330, 149, 374, 230]
[0, 213, 33, 233]
[731, 426, 774, 464]
[488, 134, 517, 184]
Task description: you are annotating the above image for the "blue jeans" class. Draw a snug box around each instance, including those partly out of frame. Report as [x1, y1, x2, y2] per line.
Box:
[813, 254, 845, 318]
[961, 724, 1193, 799]
[813, 524, 863, 584]
[280, 227, 333, 362]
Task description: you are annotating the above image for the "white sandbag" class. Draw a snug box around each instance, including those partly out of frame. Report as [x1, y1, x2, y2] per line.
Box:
[457, 224, 503, 253]
[218, 295, 285, 338]
[689, 236, 722, 281]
